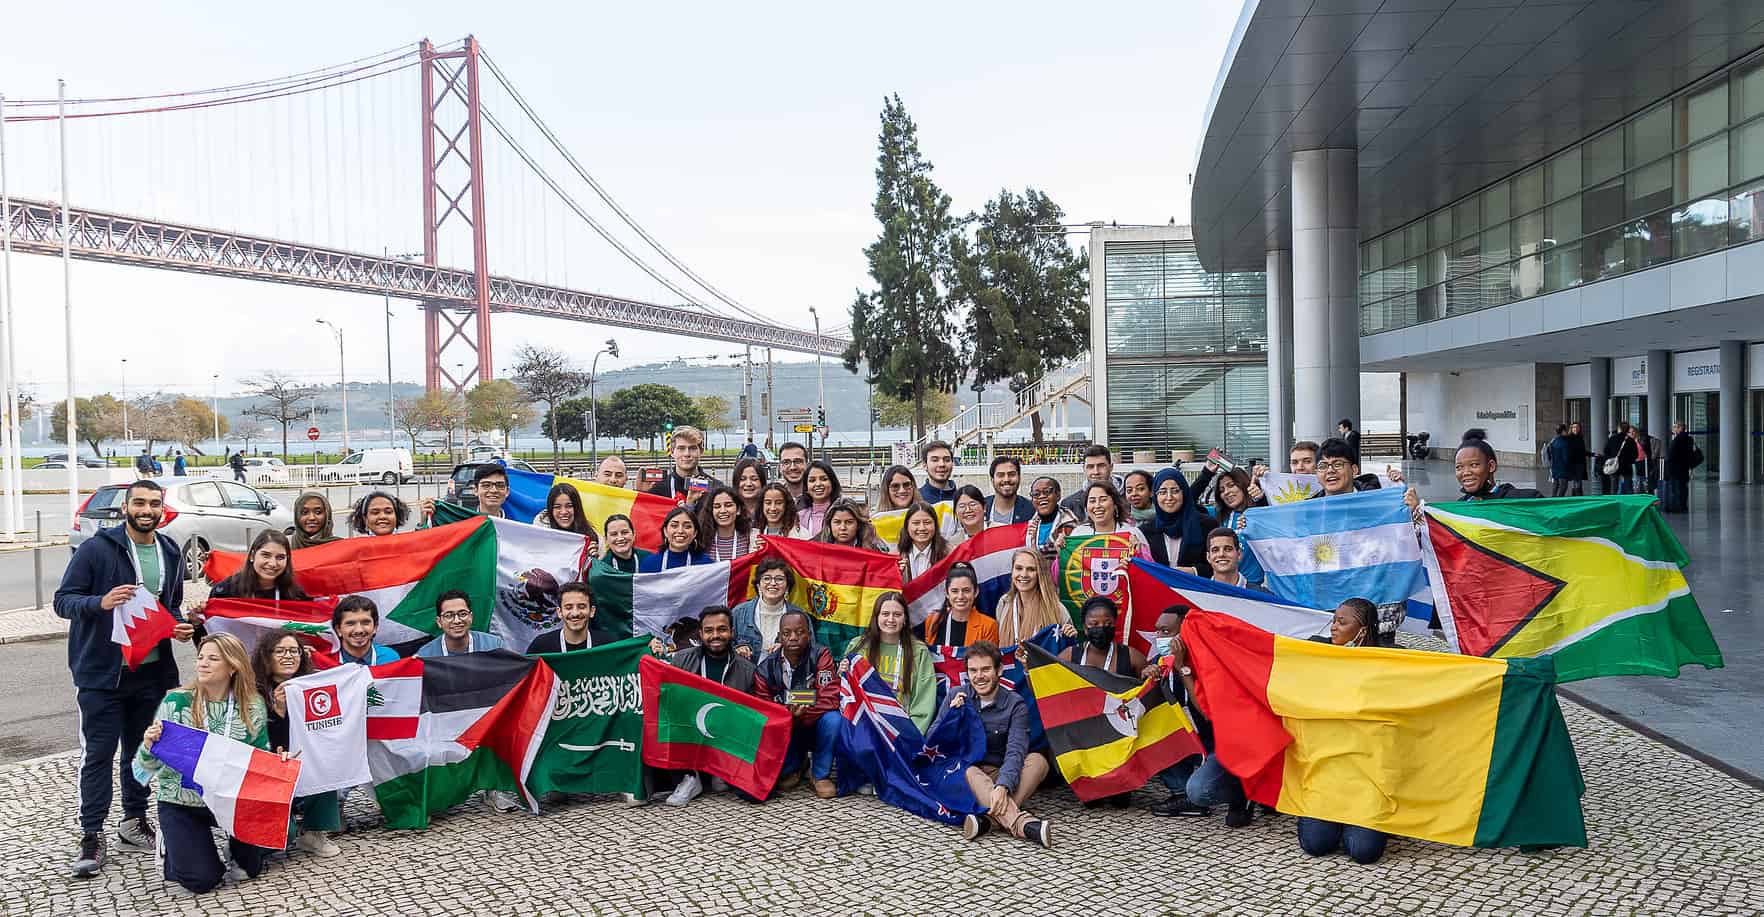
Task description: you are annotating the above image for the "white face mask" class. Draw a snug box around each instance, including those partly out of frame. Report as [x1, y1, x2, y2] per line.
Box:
[1153, 636, 1174, 658]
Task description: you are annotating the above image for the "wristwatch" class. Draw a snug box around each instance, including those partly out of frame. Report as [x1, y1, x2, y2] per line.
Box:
[1178, 665, 1193, 677]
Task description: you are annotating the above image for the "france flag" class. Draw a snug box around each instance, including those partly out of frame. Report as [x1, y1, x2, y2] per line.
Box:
[1240, 488, 1432, 626]
[150, 720, 301, 849]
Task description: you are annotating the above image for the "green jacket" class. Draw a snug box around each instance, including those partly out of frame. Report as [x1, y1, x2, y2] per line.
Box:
[132, 688, 269, 808]
[842, 636, 938, 734]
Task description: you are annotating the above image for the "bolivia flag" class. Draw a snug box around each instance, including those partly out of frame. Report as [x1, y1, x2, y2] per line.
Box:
[503, 466, 675, 553]
[1056, 532, 1135, 627]
[596, 554, 764, 639]
[202, 597, 342, 668]
[366, 650, 560, 827]
[1020, 642, 1203, 801]
[1180, 610, 1587, 849]
[1419, 495, 1723, 682]
[1123, 559, 1330, 655]
[750, 537, 903, 651]
[207, 520, 499, 647]
[149, 720, 301, 849]
[902, 523, 1025, 625]
[639, 655, 791, 799]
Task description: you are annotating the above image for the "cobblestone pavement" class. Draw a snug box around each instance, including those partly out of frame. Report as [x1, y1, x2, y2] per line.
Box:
[0, 702, 1759, 917]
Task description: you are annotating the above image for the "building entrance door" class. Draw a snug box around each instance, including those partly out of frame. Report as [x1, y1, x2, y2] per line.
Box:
[1673, 393, 1718, 479]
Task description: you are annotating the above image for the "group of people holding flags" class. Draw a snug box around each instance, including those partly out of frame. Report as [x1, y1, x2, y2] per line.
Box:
[54, 423, 1724, 893]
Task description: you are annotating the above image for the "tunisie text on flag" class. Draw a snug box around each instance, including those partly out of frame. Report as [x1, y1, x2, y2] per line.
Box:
[1123, 558, 1329, 655]
[502, 465, 675, 553]
[1179, 609, 1587, 849]
[901, 523, 1026, 625]
[639, 655, 791, 799]
[831, 655, 986, 825]
[148, 720, 301, 849]
[112, 586, 179, 670]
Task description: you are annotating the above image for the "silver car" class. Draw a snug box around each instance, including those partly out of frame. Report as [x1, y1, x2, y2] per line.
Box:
[69, 475, 297, 580]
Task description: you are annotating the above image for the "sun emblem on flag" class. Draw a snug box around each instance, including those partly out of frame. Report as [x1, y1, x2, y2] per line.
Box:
[1310, 537, 1338, 566]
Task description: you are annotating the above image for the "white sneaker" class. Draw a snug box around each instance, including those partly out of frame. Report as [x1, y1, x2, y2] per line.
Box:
[665, 774, 703, 807]
[620, 792, 647, 808]
[295, 831, 340, 858]
[224, 864, 249, 884]
[488, 790, 523, 813]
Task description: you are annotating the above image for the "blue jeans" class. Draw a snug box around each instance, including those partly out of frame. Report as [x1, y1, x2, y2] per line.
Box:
[1297, 816, 1387, 864]
[809, 712, 843, 781]
[1184, 755, 1244, 808]
[1158, 754, 1200, 795]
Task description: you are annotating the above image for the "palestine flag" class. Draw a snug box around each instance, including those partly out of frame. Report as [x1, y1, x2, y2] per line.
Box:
[594, 555, 763, 639]
[366, 650, 560, 828]
[639, 655, 790, 799]
[1180, 609, 1587, 848]
[526, 638, 648, 797]
[1056, 533, 1135, 627]
[755, 537, 903, 651]
[429, 502, 596, 652]
[207, 519, 499, 647]
[201, 597, 342, 668]
[502, 466, 676, 553]
[1122, 559, 1330, 655]
[1419, 495, 1723, 682]
[1020, 642, 1202, 801]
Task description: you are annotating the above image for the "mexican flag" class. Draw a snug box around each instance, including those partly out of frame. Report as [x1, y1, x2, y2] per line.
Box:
[526, 638, 648, 797]
[639, 655, 791, 799]
[594, 554, 763, 639]
[201, 597, 342, 668]
[430, 502, 596, 652]
[366, 650, 560, 828]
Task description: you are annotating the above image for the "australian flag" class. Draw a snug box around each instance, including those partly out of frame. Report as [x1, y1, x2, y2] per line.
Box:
[927, 624, 1068, 751]
[833, 656, 987, 826]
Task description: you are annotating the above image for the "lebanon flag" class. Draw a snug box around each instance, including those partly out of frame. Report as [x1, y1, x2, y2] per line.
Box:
[1123, 559, 1331, 655]
[902, 524, 1026, 626]
[201, 597, 342, 669]
[365, 650, 560, 828]
[148, 720, 301, 848]
[639, 655, 791, 799]
[502, 465, 676, 553]
[112, 587, 179, 670]
[599, 554, 764, 639]
[207, 518, 499, 647]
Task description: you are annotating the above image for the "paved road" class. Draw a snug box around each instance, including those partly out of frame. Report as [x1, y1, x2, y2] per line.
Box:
[0, 639, 195, 765]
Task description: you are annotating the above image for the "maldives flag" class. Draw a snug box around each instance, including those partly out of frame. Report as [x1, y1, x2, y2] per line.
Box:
[201, 597, 342, 669]
[902, 523, 1026, 626]
[149, 720, 301, 848]
[112, 587, 178, 670]
[639, 655, 791, 799]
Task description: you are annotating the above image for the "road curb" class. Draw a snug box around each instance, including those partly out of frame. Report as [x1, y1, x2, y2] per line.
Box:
[0, 629, 67, 645]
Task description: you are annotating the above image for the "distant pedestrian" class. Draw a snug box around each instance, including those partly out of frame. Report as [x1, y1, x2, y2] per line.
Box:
[172, 451, 186, 476]
[133, 449, 153, 477]
[1662, 422, 1700, 513]
[228, 450, 246, 483]
[1546, 425, 1572, 497]
[1564, 422, 1588, 496]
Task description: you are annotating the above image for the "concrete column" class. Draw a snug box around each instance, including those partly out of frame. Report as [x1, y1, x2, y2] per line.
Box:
[1589, 357, 1611, 450]
[1291, 148, 1360, 443]
[1265, 249, 1294, 465]
[1087, 228, 1109, 446]
[1647, 349, 1671, 447]
[1720, 340, 1745, 483]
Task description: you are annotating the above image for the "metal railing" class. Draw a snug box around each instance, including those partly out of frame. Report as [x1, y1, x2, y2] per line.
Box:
[911, 356, 1093, 460]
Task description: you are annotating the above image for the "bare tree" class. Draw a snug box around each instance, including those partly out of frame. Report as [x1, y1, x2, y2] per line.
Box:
[511, 345, 588, 470]
[240, 372, 326, 459]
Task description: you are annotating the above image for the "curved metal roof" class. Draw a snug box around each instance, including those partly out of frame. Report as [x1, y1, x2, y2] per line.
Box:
[1191, 0, 1764, 271]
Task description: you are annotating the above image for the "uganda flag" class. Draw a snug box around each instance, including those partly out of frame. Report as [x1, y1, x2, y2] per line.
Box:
[1020, 642, 1202, 801]
[639, 655, 791, 799]
[1180, 609, 1587, 849]
[1419, 495, 1722, 682]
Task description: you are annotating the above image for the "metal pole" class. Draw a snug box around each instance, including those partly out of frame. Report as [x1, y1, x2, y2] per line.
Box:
[339, 330, 348, 454]
[0, 91, 16, 541]
[58, 81, 78, 525]
[34, 543, 43, 608]
[811, 308, 825, 452]
[765, 348, 774, 450]
[120, 358, 128, 442]
[385, 249, 396, 449]
[211, 374, 220, 461]
[744, 345, 754, 447]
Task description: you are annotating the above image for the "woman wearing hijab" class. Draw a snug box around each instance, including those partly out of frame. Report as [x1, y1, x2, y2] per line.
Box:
[1138, 467, 1218, 575]
[289, 492, 339, 550]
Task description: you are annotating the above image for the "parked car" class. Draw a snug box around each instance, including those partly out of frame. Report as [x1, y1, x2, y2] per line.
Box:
[446, 459, 536, 509]
[40, 452, 107, 468]
[317, 447, 414, 485]
[70, 476, 297, 580]
[241, 456, 290, 485]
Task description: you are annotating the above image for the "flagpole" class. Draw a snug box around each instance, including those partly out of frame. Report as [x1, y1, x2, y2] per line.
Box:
[59, 80, 78, 527]
[0, 92, 16, 542]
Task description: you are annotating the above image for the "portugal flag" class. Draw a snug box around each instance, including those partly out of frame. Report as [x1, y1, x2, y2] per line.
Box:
[1057, 533, 1134, 628]
[1419, 495, 1723, 682]
[639, 655, 791, 799]
[1020, 642, 1202, 801]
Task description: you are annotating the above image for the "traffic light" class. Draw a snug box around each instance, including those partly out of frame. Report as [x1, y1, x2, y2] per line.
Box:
[816, 406, 826, 427]
[663, 419, 674, 432]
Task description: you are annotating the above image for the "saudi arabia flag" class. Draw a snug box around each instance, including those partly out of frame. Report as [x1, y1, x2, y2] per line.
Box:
[526, 638, 647, 796]
[639, 655, 791, 799]
[1419, 494, 1724, 682]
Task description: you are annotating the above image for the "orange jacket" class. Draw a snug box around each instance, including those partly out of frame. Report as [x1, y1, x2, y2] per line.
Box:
[920, 610, 999, 648]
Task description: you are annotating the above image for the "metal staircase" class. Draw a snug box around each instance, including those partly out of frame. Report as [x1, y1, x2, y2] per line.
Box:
[911, 357, 1092, 460]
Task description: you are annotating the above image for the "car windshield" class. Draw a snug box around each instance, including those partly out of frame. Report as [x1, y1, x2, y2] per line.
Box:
[84, 487, 127, 513]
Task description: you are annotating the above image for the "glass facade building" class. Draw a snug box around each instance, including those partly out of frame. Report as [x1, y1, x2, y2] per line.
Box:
[1094, 228, 1269, 460]
[1361, 51, 1764, 335]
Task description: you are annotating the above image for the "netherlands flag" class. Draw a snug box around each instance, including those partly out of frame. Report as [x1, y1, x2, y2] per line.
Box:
[902, 523, 1027, 625]
[149, 720, 301, 849]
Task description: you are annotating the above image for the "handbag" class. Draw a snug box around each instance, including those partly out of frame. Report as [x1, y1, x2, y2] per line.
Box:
[1601, 456, 1620, 475]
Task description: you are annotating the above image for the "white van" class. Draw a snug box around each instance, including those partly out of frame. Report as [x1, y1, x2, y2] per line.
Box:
[318, 447, 414, 485]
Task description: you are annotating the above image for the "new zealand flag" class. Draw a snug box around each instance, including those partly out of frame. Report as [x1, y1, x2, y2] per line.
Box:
[833, 657, 988, 826]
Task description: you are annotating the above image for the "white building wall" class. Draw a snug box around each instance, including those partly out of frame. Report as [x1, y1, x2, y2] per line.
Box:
[1404, 364, 1539, 460]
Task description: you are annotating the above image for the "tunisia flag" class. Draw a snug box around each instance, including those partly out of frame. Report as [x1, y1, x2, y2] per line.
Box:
[112, 587, 179, 669]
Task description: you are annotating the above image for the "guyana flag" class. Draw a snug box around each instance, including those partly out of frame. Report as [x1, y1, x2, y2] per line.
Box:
[748, 537, 902, 651]
[639, 655, 791, 799]
[1020, 642, 1202, 801]
[503, 465, 676, 552]
[1056, 532, 1135, 628]
[1180, 609, 1586, 849]
[1419, 495, 1722, 682]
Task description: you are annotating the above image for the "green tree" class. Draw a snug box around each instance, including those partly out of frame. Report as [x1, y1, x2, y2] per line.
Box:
[401, 391, 467, 454]
[692, 394, 734, 447]
[544, 396, 607, 451]
[50, 394, 125, 459]
[512, 345, 588, 471]
[140, 396, 229, 455]
[951, 188, 1090, 442]
[604, 383, 698, 452]
[466, 379, 537, 451]
[842, 94, 967, 440]
[874, 389, 956, 429]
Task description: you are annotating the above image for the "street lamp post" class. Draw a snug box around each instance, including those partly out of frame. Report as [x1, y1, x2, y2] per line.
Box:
[119, 358, 128, 442]
[316, 320, 347, 455]
[808, 307, 824, 453]
[588, 339, 619, 466]
[210, 374, 220, 461]
[383, 250, 420, 450]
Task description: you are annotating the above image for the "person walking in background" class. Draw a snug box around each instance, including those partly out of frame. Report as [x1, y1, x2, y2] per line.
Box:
[1663, 421, 1699, 514]
[172, 451, 187, 476]
[228, 449, 247, 483]
[1546, 425, 1573, 497]
[1564, 421, 1588, 496]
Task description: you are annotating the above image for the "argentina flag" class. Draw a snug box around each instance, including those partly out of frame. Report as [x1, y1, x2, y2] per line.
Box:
[1240, 488, 1432, 631]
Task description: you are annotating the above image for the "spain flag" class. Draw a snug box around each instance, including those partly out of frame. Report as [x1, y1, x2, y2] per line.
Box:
[1021, 643, 1202, 801]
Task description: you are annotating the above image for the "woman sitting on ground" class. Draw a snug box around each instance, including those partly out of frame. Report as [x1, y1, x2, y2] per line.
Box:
[1294, 597, 1389, 865]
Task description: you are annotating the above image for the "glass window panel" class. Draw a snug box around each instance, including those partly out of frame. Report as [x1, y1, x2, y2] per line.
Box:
[1730, 117, 1764, 184]
[1222, 296, 1266, 353]
[1163, 297, 1224, 354]
[1680, 79, 1727, 145]
[1482, 181, 1511, 226]
[1163, 248, 1217, 297]
[1449, 233, 1482, 277]
[1514, 253, 1544, 299]
[1729, 178, 1764, 244]
[1543, 242, 1583, 292]
[1104, 249, 1166, 300]
[1584, 225, 1628, 282]
[1583, 177, 1625, 232]
[1383, 233, 1404, 266]
[1513, 167, 1544, 215]
[1479, 263, 1514, 307]
[1105, 297, 1165, 356]
[1546, 148, 1581, 201]
[1732, 59, 1764, 125]
[1224, 413, 1269, 465]
[1626, 211, 1672, 271]
[1165, 365, 1225, 415]
[1361, 243, 1373, 274]
[1419, 247, 1445, 286]
[1221, 270, 1264, 297]
[1445, 272, 1483, 315]
[1364, 239, 1382, 273]
[1162, 411, 1226, 458]
[1627, 105, 1672, 166]
[1627, 158, 1673, 217]
[1429, 210, 1452, 245]
[1481, 223, 1512, 266]
[1106, 365, 1165, 449]
[1673, 197, 1729, 258]
[1416, 283, 1442, 322]
[1514, 210, 1545, 256]
[1583, 131, 1624, 186]
[1548, 195, 1582, 245]
[1405, 222, 1427, 258]
[1677, 135, 1728, 202]
[1453, 199, 1480, 239]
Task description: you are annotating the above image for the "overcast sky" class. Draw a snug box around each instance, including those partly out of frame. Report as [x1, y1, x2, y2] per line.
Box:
[0, 0, 1241, 400]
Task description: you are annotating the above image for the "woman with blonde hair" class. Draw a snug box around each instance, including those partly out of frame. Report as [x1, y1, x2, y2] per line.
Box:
[994, 548, 1070, 646]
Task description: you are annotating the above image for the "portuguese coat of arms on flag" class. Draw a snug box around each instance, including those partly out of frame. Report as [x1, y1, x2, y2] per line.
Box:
[1058, 533, 1135, 627]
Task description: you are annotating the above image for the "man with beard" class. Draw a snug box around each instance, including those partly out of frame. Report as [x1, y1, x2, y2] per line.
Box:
[525, 582, 616, 653]
[776, 442, 810, 502]
[663, 606, 763, 806]
[752, 610, 838, 794]
[54, 480, 196, 878]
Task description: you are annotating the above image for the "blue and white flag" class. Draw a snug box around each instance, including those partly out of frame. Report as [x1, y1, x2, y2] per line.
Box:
[1240, 488, 1431, 628]
[833, 656, 987, 825]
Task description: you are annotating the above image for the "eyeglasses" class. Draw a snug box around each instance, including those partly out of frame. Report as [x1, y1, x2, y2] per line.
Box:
[272, 647, 303, 658]
[1317, 460, 1352, 473]
[758, 575, 789, 586]
[477, 481, 508, 491]
[438, 610, 473, 622]
[888, 481, 915, 490]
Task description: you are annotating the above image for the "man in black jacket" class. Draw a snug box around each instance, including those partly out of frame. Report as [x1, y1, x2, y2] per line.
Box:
[1307, 438, 1382, 498]
[1662, 422, 1699, 513]
[646, 425, 721, 504]
[1338, 419, 1360, 466]
[663, 606, 760, 807]
[1565, 421, 1589, 495]
[53, 480, 194, 878]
